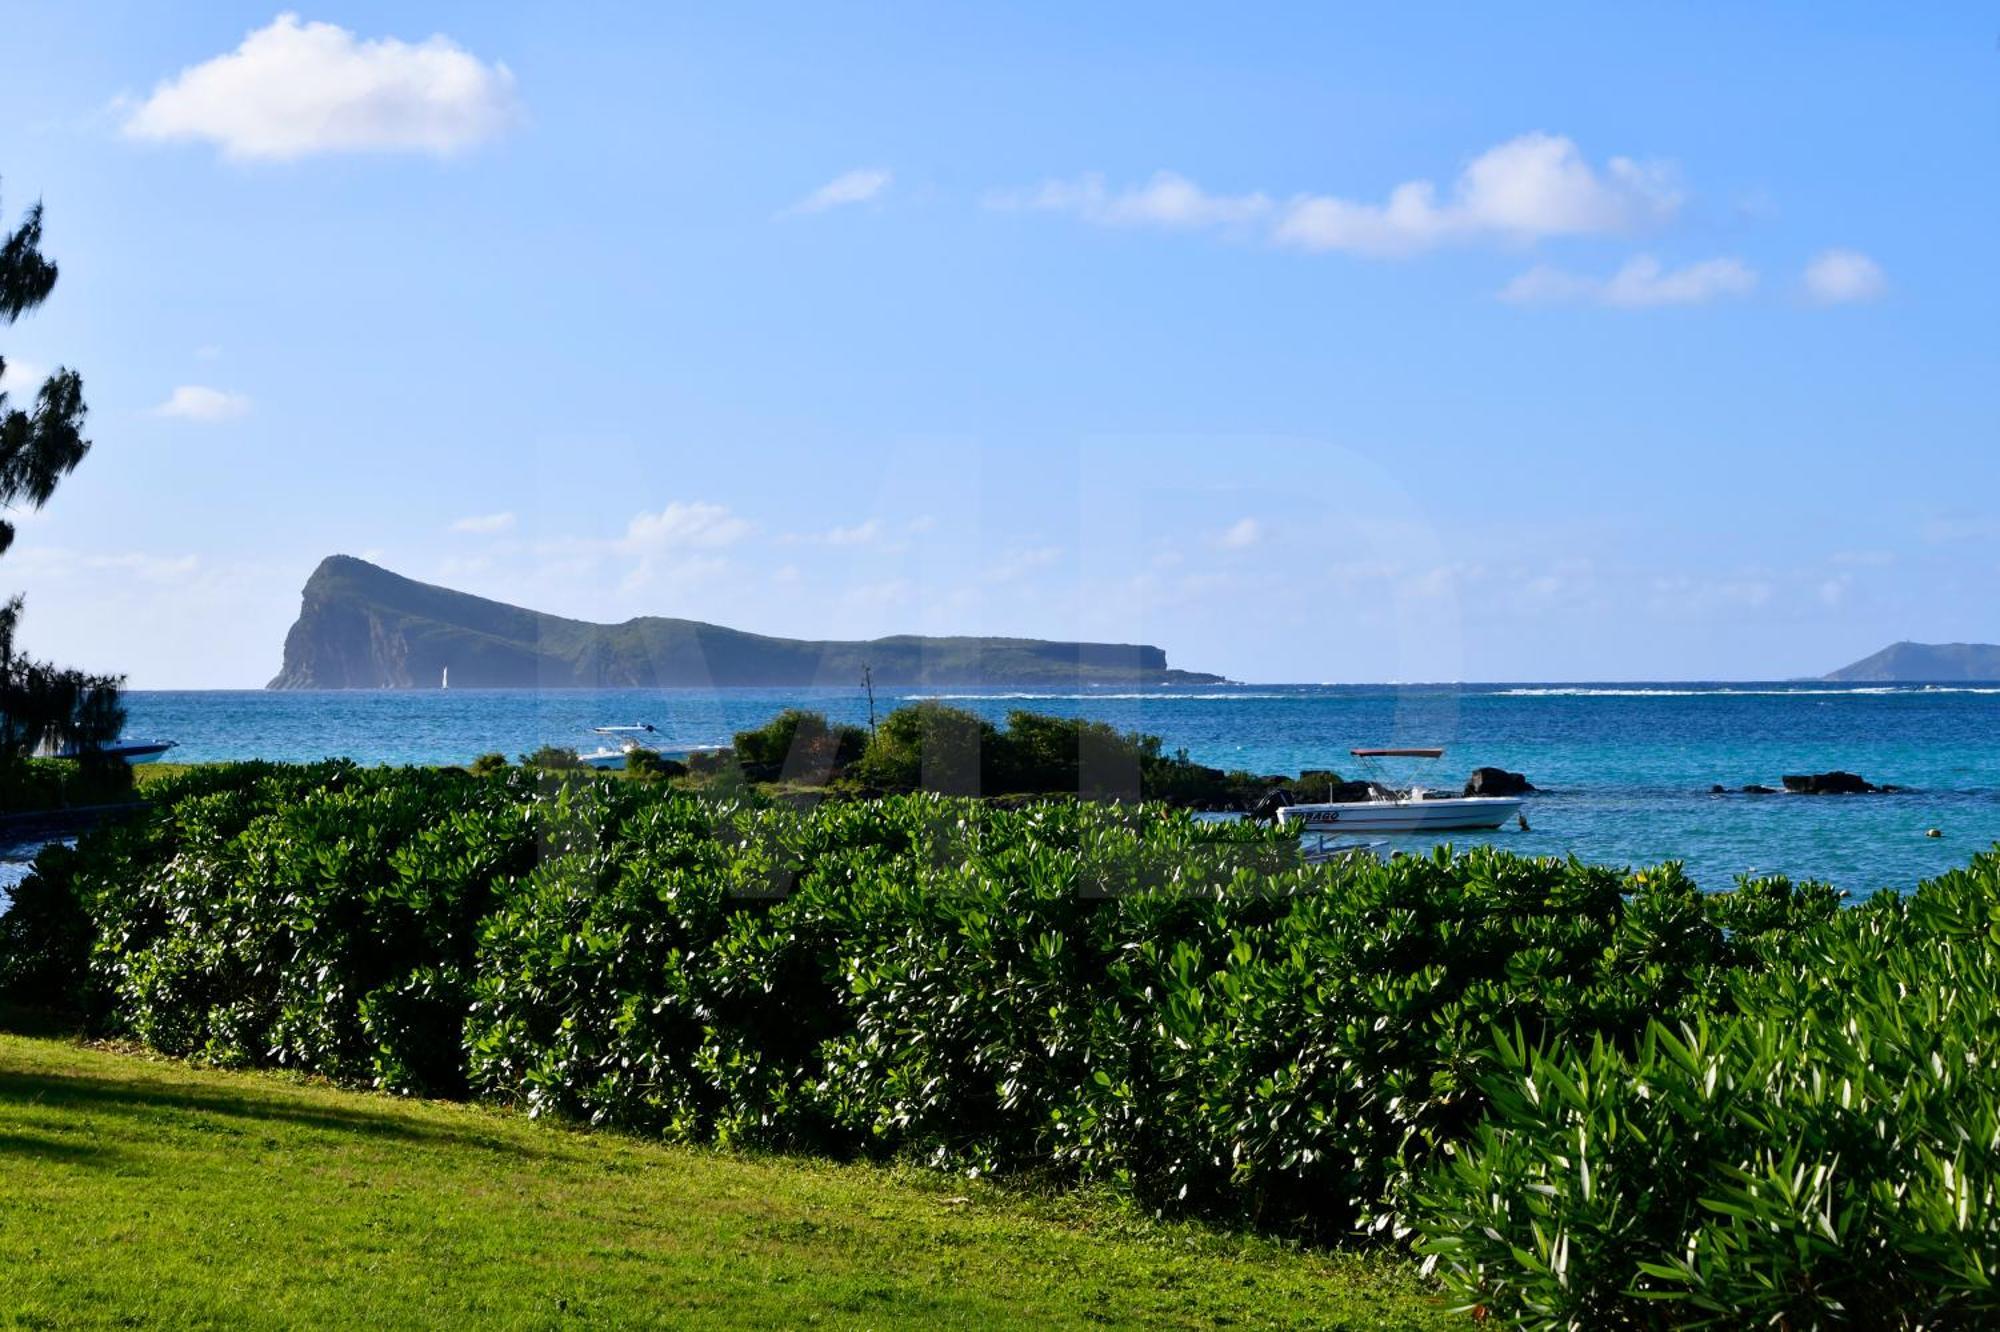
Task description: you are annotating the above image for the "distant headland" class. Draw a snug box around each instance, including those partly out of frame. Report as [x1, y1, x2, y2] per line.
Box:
[268, 556, 1225, 690]
[1823, 641, 2000, 682]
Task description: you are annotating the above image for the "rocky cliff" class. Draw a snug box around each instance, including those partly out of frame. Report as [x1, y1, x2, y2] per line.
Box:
[268, 556, 1225, 690]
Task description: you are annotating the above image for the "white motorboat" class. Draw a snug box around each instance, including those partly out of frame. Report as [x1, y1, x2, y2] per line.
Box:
[38, 738, 178, 765]
[1275, 747, 1523, 834]
[581, 725, 727, 770]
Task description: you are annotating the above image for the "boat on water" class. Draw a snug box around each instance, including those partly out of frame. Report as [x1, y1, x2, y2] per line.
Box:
[1275, 747, 1523, 833]
[38, 738, 179, 765]
[580, 724, 728, 770]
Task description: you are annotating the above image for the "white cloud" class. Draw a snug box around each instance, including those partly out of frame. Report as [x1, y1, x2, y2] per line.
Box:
[1274, 133, 1679, 255]
[619, 554, 729, 597]
[1001, 134, 1679, 258]
[622, 501, 751, 551]
[777, 518, 909, 553]
[449, 511, 515, 535]
[1216, 517, 1263, 549]
[1648, 573, 1775, 613]
[0, 358, 46, 399]
[993, 170, 1272, 229]
[10, 546, 201, 585]
[985, 545, 1063, 584]
[121, 13, 518, 161]
[1499, 254, 1756, 307]
[1920, 514, 2000, 545]
[785, 167, 892, 215]
[842, 578, 915, 612]
[792, 519, 884, 546]
[152, 385, 251, 421]
[1803, 248, 1886, 305]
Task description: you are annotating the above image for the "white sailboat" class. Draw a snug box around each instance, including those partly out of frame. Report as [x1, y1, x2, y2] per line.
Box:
[1275, 748, 1523, 833]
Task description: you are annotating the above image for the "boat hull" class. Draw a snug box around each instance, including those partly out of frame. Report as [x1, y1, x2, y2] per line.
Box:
[581, 742, 726, 770]
[42, 740, 177, 765]
[1276, 796, 1522, 832]
[118, 742, 176, 765]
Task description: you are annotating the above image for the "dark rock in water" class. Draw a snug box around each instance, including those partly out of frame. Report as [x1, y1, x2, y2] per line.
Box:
[1464, 767, 1535, 797]
[1741, 784, 1777, 795]
[1781, 771, 1880, 795]
[1710, 784, 1727, 794]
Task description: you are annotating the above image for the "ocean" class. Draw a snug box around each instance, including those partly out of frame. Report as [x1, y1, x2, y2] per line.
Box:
[91, 682, 2000, 899]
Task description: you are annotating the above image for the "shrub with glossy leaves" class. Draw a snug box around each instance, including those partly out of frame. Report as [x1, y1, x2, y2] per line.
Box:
[730, 709, 865, 785]
[0, 762, 1857, 1253]
[1414, 853, 2000, 1328]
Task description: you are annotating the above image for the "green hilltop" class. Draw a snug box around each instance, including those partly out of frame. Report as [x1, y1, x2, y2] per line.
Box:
[1823, 640, 2000, 682]
[268, 555, 1223, 689]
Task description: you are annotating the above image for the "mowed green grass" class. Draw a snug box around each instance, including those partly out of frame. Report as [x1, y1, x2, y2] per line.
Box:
[0, 1033, 1452, 1330]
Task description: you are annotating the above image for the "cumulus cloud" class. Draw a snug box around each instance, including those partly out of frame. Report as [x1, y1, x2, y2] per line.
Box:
[819, 519, 884, 546]
[1216, 517, 1263, 549]
[991, 170, 1272, 229]
[121, 13, 518, 161]
[1276, 135, 1679, 255]
[784, 167, 892, 215]
[1498, 254, 1756, 307]
[449, 511, 515, 535]
[1001, 135, 1679, 257]
[152, 385, 251, 420]
[622, 501, 751, 551]
[1803, 248, 1887, 305]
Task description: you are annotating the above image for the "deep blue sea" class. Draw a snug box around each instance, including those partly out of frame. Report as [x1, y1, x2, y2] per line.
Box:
[95, 682, 2000, 898]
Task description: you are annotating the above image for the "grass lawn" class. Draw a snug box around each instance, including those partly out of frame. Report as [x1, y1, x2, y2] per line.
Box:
[128, 762, 202, 789]
[0, 1032, 1453, 1330]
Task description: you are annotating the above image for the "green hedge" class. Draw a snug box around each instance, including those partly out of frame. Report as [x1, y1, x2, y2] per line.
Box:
[1412, 861, 2000, 1326]
[6, 762, 1997, 1321]
[0, 755, 134, 813]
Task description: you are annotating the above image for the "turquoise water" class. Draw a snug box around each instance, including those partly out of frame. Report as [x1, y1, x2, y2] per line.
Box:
[109, 683, 2000, 898]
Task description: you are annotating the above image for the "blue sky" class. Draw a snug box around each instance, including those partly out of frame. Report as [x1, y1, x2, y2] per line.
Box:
[1, 3, 1995, 686]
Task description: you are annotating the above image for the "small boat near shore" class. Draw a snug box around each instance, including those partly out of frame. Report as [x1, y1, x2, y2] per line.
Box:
[1276, 747, 1524, 833]
[580, 724, 727, 770]
[37, 738, 179, 765]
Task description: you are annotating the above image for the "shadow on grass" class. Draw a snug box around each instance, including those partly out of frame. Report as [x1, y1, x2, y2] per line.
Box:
[0, 1003, 85, 1039]
[0, 1063, 544, 1162]
[0, 1127, 124, 1167]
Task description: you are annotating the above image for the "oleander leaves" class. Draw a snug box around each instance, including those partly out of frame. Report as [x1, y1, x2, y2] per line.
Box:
[5, 761, 1995, 1324]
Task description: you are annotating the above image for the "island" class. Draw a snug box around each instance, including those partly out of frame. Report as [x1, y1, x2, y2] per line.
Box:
[268, 556, 1226, 689]
[1823, 641, 2000, 682]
